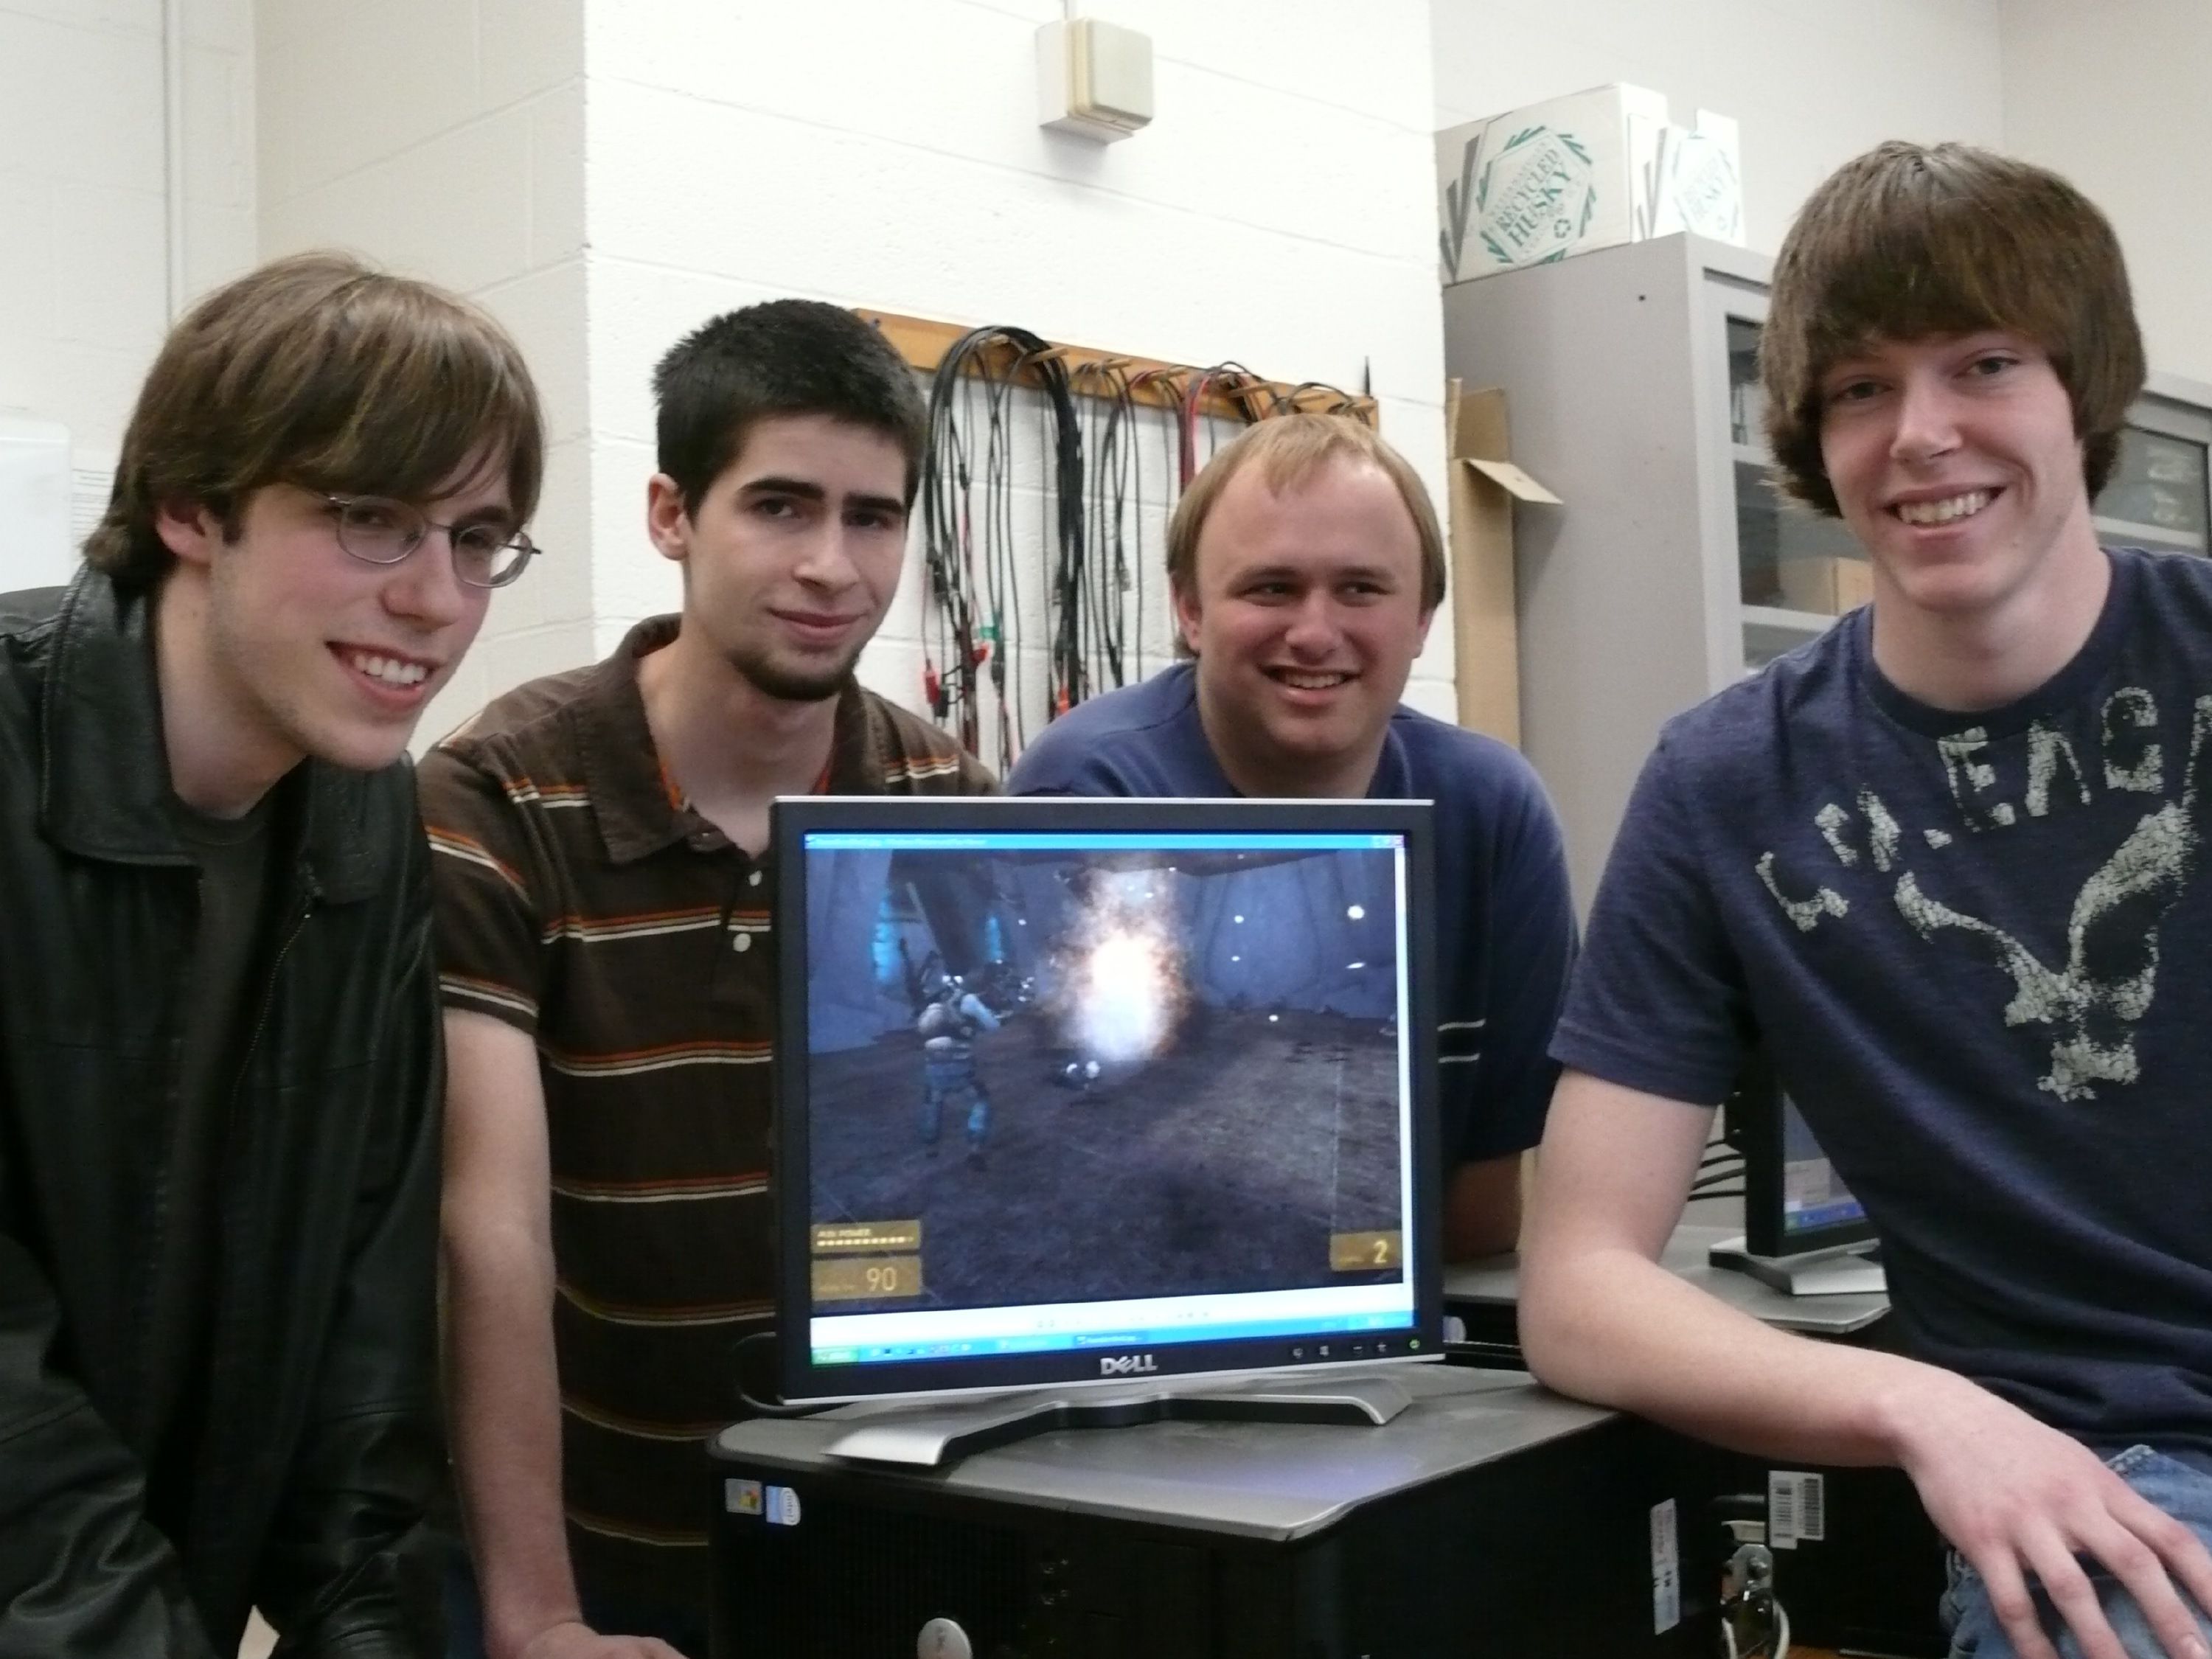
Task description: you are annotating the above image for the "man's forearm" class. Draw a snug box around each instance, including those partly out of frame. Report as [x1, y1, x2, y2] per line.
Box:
[446, 1234, 584, 1659]
[1520, 1240, 1961, 1469]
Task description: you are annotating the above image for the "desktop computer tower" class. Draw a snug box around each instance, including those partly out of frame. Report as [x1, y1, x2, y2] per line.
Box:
[708, 1366, 1722, 1658]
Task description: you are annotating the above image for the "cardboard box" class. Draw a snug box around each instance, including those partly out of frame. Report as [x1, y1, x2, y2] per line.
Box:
[1776, 555, 1875, 616]
[1436, 84, 1743, 285]
[1447, 382, 1561, 747]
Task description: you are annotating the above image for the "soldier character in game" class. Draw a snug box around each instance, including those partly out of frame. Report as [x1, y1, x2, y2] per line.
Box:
[918, 975, 1003, 1161]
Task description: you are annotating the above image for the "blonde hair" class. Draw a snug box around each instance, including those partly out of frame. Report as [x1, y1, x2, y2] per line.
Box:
[1166, 414, 1445, 614]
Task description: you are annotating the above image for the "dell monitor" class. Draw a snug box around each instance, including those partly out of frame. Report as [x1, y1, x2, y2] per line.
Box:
[771, 795, 1443, 1450]
[1711, 1048, 1881, 1295]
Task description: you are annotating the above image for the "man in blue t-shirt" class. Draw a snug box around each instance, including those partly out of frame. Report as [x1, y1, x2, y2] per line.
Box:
[1009, 414, 1575, 1260]
[1520, 141, 2212, 1659]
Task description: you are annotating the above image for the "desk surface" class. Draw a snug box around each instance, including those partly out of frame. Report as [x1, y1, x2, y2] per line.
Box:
[1445, 1218, 1891, 1337]
[714, 1363, 1620, 1540]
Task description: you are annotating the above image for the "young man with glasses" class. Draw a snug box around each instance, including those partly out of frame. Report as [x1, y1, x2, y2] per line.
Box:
[420, 299, 993, 1659]
[0, 251, 544, 1656]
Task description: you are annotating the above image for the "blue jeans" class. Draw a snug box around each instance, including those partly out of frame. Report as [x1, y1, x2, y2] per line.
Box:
[445, 1552, 706, 1659]
[1942, 1444, 2212, 1658]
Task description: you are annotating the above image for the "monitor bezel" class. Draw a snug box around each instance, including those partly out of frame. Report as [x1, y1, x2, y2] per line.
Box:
[771, 793, 1444, 1407]
[1731, 1048, 1875, 1259]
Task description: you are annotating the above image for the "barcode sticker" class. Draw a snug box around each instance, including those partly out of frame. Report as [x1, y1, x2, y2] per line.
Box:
[1768, 1470, 1827, 1548]
[1651, 1498, 1680, 1632]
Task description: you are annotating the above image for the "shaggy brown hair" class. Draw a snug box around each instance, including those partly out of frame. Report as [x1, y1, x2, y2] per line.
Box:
[86, 251, 545, 588]
[1761, 142, 2143, 515]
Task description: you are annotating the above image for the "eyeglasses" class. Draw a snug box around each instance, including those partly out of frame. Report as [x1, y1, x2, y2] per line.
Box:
[321, 493, 540, 588]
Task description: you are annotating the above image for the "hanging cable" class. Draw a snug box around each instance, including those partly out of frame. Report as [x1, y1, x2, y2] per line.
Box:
[918, 325, 1086, 766]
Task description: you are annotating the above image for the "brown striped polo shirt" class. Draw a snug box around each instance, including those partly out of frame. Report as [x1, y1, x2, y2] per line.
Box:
[418, 615, 995, 1610]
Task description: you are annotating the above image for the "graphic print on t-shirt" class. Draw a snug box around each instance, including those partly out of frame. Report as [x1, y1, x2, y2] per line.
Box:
[1755, 689, 2212, 1102]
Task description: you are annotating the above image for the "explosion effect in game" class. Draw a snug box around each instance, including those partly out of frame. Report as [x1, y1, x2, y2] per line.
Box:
[1047, 871, 1190, 1068]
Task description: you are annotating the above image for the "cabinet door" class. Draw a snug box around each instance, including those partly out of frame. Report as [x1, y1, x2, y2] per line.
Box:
[2094, 390, 2211, 557]
[1702, 282, 1866, 675]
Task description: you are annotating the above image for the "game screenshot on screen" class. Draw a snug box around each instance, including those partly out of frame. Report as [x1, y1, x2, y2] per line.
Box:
[780, 805, 1433, 1395]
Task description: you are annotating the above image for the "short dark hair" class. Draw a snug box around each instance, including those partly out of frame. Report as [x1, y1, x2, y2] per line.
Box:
[1762, 141, 2144, 515]
[87, 251, 545, 591]
[652, 300, 928, 516]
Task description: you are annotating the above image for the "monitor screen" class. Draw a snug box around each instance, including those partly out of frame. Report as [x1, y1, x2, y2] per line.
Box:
[1778, 1095, 1865, 1242]
[1731, 1050, 1874, 1258]
[773, 796, 1442, 1405]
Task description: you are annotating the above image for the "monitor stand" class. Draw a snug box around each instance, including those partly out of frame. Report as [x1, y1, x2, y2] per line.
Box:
[1707, 1234, 1885, 1297]
[823, 1372, 1414, 1469]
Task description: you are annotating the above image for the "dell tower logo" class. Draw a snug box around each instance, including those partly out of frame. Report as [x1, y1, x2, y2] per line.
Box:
[1099, 1353, 1158, 1377]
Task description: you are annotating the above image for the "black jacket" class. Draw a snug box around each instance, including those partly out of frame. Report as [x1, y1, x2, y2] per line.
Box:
[0, 572, 445, 1657]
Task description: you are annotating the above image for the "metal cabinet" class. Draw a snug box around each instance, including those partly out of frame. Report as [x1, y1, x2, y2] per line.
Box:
[1441, 232, 2212, 913]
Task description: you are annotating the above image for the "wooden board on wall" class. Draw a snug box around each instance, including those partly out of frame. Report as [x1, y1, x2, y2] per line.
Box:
[854, 308, 1378, 428]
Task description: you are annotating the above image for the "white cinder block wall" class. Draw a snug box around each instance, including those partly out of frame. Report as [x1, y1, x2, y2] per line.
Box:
[1431, 0, 2007, 257]
[21, 1, 2211, 747]
[259, 0, 1449, 758]
[580, 0, 1455, 755]
[0, 0, 255, 571]
[257, 0, 590, 743]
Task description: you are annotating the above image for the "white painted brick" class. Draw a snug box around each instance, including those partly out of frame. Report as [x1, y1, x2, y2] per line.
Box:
[1, 336, 150, 458]
[182, 0, 252, 56]
[0, 0, 158, 35]
[526, 86, 585, 271]
[267, 108, 539, 298]
[477, 258, 590, 445]
[504, 434, 597, 627]
[180, 201, 257, 302]
[877, 524, 932, 647]
[1054, 57, 1430, 260]
[181, 44, 253, 211]
[49, 186, 168, 356]
[573, 0, 1449, 719]
[1133, 0, 1434, 131]
[0, 173, 57, 350]
[854, 633, 935, 726]
[481, 0, 582, 108]
[585, 0, 1024, 150]
[256, 0, 479, 209]
[584, 1, 1424, 254]
[260, 171, 402, 268]
[585, 84, 1436, 400]
[583, 262, 792, 448]
[0, 13, 163, 193]
[1397, 675, 1457, 726]
[252, 0, 330, 55]
[470, 618, 598, 707]
[365, 108, 539, 296]
[587, 434, 681, 619]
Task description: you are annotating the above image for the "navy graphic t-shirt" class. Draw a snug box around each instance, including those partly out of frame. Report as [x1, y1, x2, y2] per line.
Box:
[1557, 547, 2212, 1451]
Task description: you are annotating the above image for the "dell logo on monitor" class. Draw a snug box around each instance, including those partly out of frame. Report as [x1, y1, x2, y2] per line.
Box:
[1099, 1354, 1158, 1377]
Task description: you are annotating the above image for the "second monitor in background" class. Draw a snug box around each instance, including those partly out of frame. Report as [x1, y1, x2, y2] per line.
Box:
[1710, 1048, 1883, 1297]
